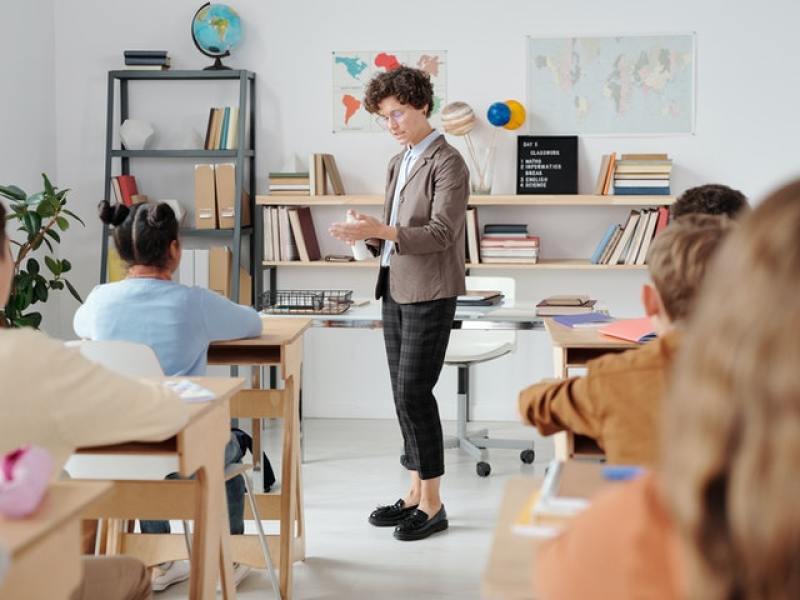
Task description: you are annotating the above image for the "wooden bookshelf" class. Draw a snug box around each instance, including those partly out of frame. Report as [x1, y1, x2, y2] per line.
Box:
[262, 259, 648, 270]
[256, 194, 675, 207]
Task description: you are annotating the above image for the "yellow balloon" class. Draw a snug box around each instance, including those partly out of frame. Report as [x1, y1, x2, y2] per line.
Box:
[504, 99, 526, 130]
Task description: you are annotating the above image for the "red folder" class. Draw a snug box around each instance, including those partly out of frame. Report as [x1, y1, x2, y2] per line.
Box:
[116, 175, 139, 206]
[599, 317, 656, 344]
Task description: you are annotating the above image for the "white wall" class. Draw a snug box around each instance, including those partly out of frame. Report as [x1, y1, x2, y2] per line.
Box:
[1, 0, 61, 334]
[48, 0, 800, 419]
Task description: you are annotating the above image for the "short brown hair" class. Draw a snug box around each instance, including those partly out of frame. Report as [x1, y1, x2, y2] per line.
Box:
[671, 184, 748, 219]
[363, 66, 434, 117]
[646, 214, 733, 321]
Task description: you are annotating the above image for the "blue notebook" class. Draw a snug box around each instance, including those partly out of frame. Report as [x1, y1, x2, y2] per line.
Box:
[553, 312, 613, 328]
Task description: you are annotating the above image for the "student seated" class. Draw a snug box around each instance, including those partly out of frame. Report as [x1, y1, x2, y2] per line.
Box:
[73, 201, 262, 590]
[535, 180, 800, 600]
[670, 182, 748, 219]
[0, 203, 186, 599]
[518, 214, 732, 465]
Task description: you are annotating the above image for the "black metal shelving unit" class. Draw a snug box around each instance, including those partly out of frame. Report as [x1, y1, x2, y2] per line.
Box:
[100, 69, 258, 303]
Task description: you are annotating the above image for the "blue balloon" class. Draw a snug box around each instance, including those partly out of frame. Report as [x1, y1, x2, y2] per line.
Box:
[487, 102, 511, 127]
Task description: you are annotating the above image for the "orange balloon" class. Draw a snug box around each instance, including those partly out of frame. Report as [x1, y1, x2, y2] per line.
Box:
[504, 99, 526, 130]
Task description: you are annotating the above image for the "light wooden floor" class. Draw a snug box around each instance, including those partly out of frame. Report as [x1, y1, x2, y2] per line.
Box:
[158, 417, 553, 599]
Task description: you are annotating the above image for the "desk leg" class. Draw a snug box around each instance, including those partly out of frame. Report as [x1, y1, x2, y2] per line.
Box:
[251, 367, 262, 471]
[552, 347, 572, 461]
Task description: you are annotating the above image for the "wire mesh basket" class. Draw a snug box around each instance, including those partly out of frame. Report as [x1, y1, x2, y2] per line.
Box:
[260, 289, 353, 315]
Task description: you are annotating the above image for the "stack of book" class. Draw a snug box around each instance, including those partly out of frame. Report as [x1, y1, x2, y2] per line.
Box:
[109, 174, 147, 206]
[269, 172, 310, 196]
[480, 224, 539, 264]
[613, 154, 672, 196]
[123, 50, 170, 71]
[536, 295, 597, 316]
[590, 206, 670, 265]
[204, 107, 240, 150]
[308, 153, 345, 196]
[263, 206, 321, 263]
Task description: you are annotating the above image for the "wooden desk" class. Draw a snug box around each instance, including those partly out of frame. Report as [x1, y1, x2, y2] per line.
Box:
[0, 481, 112, 600]
[208, 318, 310, 600]
[543, 318, 638, 459]
[483, 477, 542, 600]
[79, 377, 243, 600]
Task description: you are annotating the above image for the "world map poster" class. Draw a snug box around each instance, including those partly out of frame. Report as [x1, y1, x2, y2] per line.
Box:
[527, 35, 695, 135]
[332, 50, 447, 133]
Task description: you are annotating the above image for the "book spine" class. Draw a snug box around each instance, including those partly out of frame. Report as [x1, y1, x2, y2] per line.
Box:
[613, 187, 670, 195]
[220, 107, 230, 150]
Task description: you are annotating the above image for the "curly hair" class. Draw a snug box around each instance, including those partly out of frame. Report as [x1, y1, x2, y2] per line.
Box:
[671, 184, 748, 219]
[363, 66, 434, 117]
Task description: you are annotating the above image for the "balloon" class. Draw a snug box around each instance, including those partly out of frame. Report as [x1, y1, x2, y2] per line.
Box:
[486, 102, 511, 127]
[503, 99, 526, 130]
[441, 101, 477, 136]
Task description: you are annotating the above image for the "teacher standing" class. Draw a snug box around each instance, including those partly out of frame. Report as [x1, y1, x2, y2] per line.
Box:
[330, 66, 470, 541]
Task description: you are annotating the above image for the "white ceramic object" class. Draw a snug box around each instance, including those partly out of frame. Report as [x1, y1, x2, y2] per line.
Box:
[346, 212, 372, 261]
[119, 119, 154, 150]
[159, 199, 186, 225]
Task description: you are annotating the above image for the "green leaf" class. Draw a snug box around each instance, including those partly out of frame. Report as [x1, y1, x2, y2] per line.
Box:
[0, 185, 26, 201]
[22, 212, 36, 235]
[49, 280, 63, 290]
[26, 258, 39, 275]
[56, 216, 69, 231]
[42, 237, 53, 253]
[64, 279, 83, 303]
[44, 228, 60, 243]
[42, 173, 55, 197]
[44, 255, 61, 276]
[26, 192, 43, 206]
[15, 312, 42, 329]
[34, 281, 48, 302]
[60, 259, 72, 273]
[62, 209, 85, 226]
[31, 236, 43, 251]
[36, 201, 55, 218]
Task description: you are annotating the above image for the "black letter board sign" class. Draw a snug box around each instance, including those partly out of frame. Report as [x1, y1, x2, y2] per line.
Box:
[516, 136, 578, 194]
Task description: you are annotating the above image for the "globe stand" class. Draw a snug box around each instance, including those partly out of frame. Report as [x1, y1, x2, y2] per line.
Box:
[203, 53, 232, 71]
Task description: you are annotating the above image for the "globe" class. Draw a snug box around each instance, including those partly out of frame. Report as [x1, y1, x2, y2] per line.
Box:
[191, 2, 243, 70]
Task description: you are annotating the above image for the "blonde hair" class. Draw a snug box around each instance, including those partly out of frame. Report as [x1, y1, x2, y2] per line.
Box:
[646, 214, 733, 321]
[663, 180, 800, 599]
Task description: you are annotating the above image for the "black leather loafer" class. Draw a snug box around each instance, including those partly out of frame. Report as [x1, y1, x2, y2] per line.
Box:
[393, 505, 448, 541]
[368, 499, 419, 527]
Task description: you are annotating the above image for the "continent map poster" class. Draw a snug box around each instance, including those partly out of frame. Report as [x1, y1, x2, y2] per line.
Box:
[527, 35, 695, 135]
[333, 50, 447, 133]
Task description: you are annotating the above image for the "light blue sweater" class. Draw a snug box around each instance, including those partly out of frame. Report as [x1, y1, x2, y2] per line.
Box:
[73, 278, 262, 376]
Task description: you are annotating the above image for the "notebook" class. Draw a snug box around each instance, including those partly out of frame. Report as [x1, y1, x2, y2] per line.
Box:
[552, 312, 613, 328]
[457, 290, 503, 306]
[163, 379, 215, 403]
[599, 317, 657, 344]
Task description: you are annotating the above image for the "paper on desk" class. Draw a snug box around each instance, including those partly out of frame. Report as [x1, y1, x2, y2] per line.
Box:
[163, 379, 215, 403]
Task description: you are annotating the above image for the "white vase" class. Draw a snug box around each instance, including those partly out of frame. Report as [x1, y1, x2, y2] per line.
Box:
[120, 119, 154, 150]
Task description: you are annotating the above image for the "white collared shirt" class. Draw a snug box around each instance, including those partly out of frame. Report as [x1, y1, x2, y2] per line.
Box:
[381, 129, 441, 266]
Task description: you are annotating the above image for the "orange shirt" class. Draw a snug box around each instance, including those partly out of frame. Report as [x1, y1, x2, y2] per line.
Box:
[536, 472, 683, 600]
[518, 330, 681, 465]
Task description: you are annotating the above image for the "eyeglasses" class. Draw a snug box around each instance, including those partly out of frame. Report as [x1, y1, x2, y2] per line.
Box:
[375, 109, 407, 129]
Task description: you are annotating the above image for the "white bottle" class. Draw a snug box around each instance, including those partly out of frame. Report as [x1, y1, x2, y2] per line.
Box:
[347, 212, 372, 261]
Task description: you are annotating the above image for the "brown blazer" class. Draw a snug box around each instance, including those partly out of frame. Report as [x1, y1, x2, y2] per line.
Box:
[369, 135, 470, 303]
[518, 329, 682, 466]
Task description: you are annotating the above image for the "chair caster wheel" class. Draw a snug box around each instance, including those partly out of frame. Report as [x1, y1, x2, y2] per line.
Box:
[520, 449, 535, 464]
[476, 462, 491, 477]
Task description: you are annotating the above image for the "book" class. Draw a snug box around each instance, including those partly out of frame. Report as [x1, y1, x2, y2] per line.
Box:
[536, 301, 597, 316]
[625, 209, 651, 265]
[226, 107, 239, 150]
[613, 164, 672, 175]
[480, 248, 539, 257]
[613, 173, 671, 180]
[107, 247, 127, 282]
[268, 172, 310, 179]
[124, 50, 168, 58]
[270, 178, 310, 186]
[287, 207, 321, 262]
[484, 224, 528, 233]
[110, 176, 123, 205]
[123, 65, 170, 71]
[278, 206, 298, 261]
[206, 108, 221, 150]
[614, 187, 671, 196]
[220, 107, 231, 150]
[466, 208, 480, 265]
[553, 312, 614, 328]
[214, 163, 251, 229]
[268, 184, 311, 191]
[322, 154, 346, 195]
[193, 164, 217, 229]
[262, 208, 273, 261]
[194, 248, 210, 288]
[602, 152, 617, 195]
[315, 154, 327, 195]
[635, 210, 661, 265]
[124, 57, 171, 66]
[590, 224, 618, 264]
[608, 211, 640, 265]
[620, 153, 668, 160]
[538, 295, 591, 307]
[599, 317, 657, 344]
[163, 379, 215, 404]
[599, 226, 624, 265]
[613, 179, 672, 188]
[116, 175, 138, 206]
[480, 257, 540, 264]
[593, 154, 611, 195]
[654, 206, 670, 236]
[203, 107, 214, 150]
[457, 290, 503, 305]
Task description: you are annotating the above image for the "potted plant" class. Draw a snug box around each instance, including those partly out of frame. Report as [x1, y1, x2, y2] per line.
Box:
[0, 174, 84, 328]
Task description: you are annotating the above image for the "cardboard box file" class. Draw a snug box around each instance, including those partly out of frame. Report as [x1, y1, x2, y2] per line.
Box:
[194, 164, 218, 229]
[214, 163, 251, 229]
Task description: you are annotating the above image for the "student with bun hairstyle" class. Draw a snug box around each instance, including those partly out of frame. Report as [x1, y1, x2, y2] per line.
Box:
[534, 181, 800, 599]
[74, 200, 262, 590]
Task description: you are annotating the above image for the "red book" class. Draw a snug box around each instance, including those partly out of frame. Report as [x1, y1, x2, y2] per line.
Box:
[287, 207, 321, 262]
[116, 175, 139, 206]
[654, 206, 670, 235]
[599, 317, 656, 344]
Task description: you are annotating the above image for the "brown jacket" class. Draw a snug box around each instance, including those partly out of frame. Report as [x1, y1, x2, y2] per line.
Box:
[536, 472, 683, 600]
[518, 330, 681, 465]
[369, 135, 470, 303]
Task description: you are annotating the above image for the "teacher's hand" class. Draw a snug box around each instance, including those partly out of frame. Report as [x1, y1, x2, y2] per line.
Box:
[329, 210, 397, 243]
